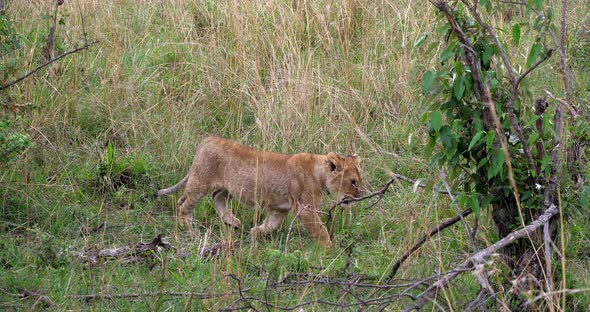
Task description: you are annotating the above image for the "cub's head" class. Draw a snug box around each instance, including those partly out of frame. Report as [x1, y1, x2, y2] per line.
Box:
[325, 152, 363, 202]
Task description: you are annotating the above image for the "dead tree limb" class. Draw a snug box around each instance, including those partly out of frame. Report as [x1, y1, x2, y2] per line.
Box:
[44, 0, 65, 61]
[67, 290, 240, 302]
[0, 40, 99, 91]
[402, 204, 558, 312]
[75, 234, 171, 265]
[17, 288, 57, 308]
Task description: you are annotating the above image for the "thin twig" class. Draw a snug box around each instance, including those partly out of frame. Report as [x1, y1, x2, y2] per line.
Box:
[438, 170, 478, 252]
[387, 207, 472, 280]
[0, 40, 99, 91]
[326, 173, 451, 225]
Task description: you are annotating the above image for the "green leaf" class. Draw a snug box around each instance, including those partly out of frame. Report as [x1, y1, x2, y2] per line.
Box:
[431, 111, 443, 133]
[482, 45, 494, 66]
[529, 0, 543, 11]
[490, 78, 499, 92]
[485, 131, 495, 151]
[477, 157, 488, 169]
[453, 76, 466, 100]
[580, 186, 590, 210]
[526, 115, 541, 127]
[452, 192, 467, 208]
[526, 42, 542, 68]
[439, 45, 456, 64]
[512, 23, 521, 46]
[541, 155, 551, 175]
[440, 126, 453, 149]
[455, 61, 464, 77]
[469, 193, 481, 217]
[468, 130, 485, 150]
[422, 70, 435, 94]
[425, 137, 436, 160]
[487, 148, 505, 179]
[528, 132, 541, 145]
[414, 32, 428, 47]
[481, 196, 493, 210]
[107, 143, 115, 166]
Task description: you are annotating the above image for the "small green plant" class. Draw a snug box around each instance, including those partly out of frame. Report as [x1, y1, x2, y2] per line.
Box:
[0, 119, 31, 165]
[0, 12, 21, 85]
[262, 249, 308, 279]
[82, 143, 152, 197]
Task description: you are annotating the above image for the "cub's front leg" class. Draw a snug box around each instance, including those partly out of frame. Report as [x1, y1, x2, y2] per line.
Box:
[293, 202, 332, 248]
[250, 209, 289, 239]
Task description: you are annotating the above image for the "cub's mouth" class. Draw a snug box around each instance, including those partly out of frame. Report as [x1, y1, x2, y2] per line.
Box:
[338, 195, 357, 205]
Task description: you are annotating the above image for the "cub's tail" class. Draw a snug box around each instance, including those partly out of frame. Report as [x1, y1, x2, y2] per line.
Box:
[153, 175, 189, 199]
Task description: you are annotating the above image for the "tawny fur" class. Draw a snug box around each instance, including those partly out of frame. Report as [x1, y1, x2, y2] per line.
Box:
[156, 136, 363, 248]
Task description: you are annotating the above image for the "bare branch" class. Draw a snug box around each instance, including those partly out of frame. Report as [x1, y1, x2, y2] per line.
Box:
[516, 48, 554, 86]
[68, 290, 240, 301]
[0, 40, 99, 91]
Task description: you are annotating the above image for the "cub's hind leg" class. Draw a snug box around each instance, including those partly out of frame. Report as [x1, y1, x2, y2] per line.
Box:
[177, 183, 209, 233]
[212, 189, 242, 228]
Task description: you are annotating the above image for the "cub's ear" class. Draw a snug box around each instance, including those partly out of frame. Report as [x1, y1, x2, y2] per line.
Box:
[350, 153, 361, 165]
[326, 152, 344, 172]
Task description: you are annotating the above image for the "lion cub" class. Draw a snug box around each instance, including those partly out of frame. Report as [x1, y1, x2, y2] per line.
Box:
[156, 136, 363, 248]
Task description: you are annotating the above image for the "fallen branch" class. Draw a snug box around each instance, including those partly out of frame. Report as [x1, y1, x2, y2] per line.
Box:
[402, 204, 558, 311]
[0, 40, 99, 91]
[75, 234, 171, 265]
[199, 239, 244, 259]
[17, 288, 56, 308]
[68, 290, 240, 302]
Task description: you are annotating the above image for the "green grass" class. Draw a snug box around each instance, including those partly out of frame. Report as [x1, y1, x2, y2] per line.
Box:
[1, 0, 589, 310]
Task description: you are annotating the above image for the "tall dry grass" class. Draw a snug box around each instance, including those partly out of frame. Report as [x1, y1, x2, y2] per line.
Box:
[1, 0, 589, 310]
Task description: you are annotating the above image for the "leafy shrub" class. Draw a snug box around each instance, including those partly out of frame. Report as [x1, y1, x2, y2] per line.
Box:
[0, 119, 31, 165]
